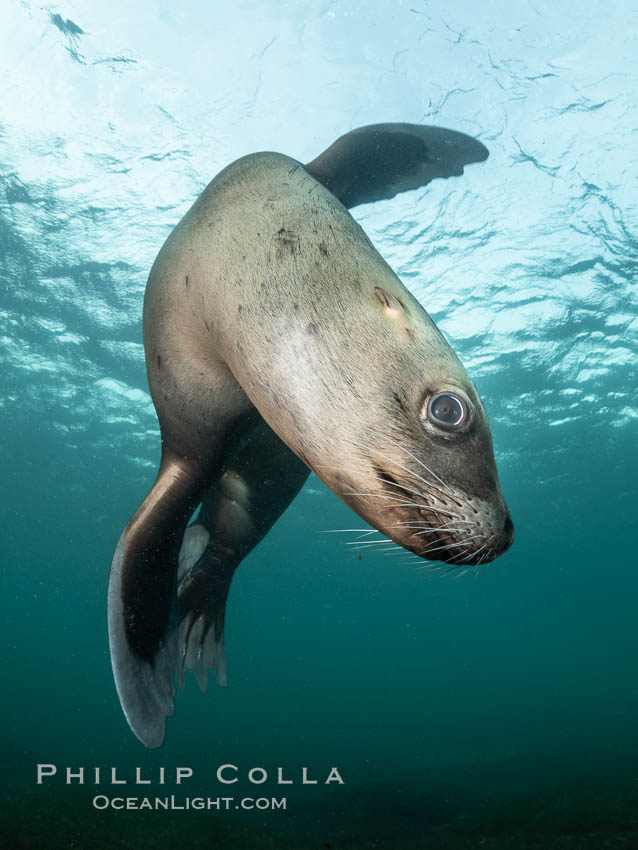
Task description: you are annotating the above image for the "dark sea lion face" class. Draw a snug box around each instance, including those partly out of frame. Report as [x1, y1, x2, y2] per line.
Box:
[359, 382, 514, 566]
[315, 285, 514, 567]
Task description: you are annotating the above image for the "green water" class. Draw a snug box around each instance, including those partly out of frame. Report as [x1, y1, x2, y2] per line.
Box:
[3, 428, 637, 846]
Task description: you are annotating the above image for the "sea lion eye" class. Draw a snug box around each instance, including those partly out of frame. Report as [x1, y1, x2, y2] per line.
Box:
[427, 392, 467, 429]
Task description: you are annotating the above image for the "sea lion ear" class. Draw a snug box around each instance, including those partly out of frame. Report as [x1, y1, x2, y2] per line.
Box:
[374, 286, 409, 317]
[304, 122, 488, 210]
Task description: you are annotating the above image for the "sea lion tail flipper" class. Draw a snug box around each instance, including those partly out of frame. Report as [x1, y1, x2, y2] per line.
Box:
[304, 122, 489, 209]
[108, 452, 206, 749]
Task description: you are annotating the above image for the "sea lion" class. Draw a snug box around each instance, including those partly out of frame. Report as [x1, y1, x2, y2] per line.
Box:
[108, 123, 513, 748]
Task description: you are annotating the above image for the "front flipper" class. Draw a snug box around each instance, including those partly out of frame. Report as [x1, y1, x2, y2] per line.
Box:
[305, 122, 488, 209]
[108, 452, 209, 748]
[175, 420, 309, 694]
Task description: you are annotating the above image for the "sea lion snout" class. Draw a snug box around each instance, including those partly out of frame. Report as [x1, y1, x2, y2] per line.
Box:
[459, 499, 514, 565]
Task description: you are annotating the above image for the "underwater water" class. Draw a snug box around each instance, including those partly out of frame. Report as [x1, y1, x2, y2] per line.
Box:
[1, 0, 637, 847]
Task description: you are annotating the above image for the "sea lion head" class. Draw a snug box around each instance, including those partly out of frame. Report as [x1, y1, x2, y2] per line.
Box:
[312, 282, 513, 567]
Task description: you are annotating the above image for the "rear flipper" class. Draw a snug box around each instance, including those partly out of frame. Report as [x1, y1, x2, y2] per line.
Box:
[173, 420, 309, 696]
[176, 524, 231, 691]
[109, 421, 307, 748]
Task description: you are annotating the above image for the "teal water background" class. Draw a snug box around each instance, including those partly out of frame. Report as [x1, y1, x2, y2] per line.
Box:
[1, 1, 637, 847]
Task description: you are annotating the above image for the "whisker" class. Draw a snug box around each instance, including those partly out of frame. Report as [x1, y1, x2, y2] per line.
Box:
[415, 561, 454, 573]
[345, 538, 393, 547]
[341, 491, 402, 500]
[448, 534, 483, 548]
[356, 442, 450, 501]
[390, 517, 472, 527]
[351, 492, 464, 520]
[342, 492, 441, 513]
[459, 541, 489, 563]
[395, 445, 453, 494]
[418, 539, 477, 557]
[315, 449, 477, 561]
[360, 441, 456, 505]
[325, 455, 471, 532]
[317, 461, 452, 502]
[417, 539, 480, 559]
[372, 475, 451, 507]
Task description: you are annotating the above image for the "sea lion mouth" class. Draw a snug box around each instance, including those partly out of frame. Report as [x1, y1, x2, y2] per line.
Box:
[372, 462, 506, 566]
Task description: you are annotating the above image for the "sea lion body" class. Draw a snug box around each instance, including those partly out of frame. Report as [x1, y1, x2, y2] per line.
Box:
[108, 125, 513, 748]
[147, 153, 443, 472]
